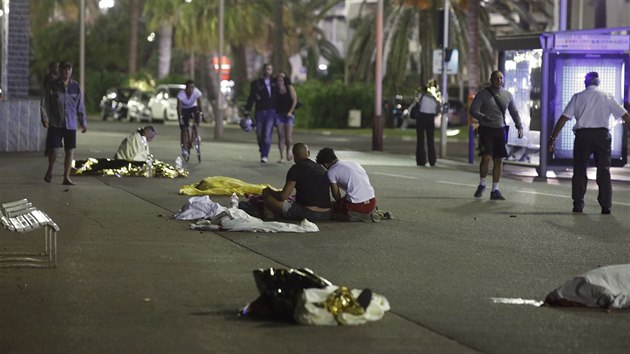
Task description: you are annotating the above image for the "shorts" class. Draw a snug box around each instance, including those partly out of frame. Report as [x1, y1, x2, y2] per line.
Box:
[334, 197, 376, 214]
[334, 197, 377, 222]
[276, 113, 295, 126]
[179, 107, 200, 129]
[46, 127, 76, 153]
[478, 126, 508, 158]
[282, 200, 331, 221]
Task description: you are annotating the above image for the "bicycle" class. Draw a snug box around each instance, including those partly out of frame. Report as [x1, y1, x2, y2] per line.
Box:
[180, 110, 204, 163]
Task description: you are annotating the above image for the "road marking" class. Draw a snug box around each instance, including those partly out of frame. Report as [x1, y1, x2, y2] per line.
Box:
[373, 172, 418, 179]
[516, 190, 570, 199]
[436, 180, 476, 187]
[491, 297, 543, 307]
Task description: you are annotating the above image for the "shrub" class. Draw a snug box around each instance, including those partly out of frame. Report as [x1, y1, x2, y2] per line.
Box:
[294, 80, 374, 128]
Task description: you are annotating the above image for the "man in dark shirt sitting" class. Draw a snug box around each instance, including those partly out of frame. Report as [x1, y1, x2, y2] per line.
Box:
[262, 143, 332, 221]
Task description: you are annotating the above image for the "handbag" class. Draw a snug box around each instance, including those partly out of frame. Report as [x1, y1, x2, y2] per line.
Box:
[409, 93, 425, 120]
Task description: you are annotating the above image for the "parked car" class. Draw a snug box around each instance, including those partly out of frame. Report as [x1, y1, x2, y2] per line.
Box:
[100, 87, 136, 121]
[127, 90, 154, 123]
[148, 84, 185, 122]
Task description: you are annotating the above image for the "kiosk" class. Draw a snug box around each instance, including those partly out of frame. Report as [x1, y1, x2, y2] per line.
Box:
[495, 27, 630, 179]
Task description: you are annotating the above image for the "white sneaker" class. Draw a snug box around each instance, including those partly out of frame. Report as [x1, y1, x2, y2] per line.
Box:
[261, 157, 268, 163]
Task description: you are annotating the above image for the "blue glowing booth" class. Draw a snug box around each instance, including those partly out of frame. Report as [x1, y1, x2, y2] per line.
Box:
[497, 27, 630, 178]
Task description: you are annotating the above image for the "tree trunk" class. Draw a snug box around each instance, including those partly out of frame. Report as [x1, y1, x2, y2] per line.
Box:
[466, 0, 480, 94]
[128, 0, 141, 75]
[230, 43, 248, 100]
[271, 0, 287, 73]
[157, 21, 173, 80]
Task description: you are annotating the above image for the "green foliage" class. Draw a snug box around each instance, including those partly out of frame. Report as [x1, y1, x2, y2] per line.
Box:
[294, 80, 374, 129]
[30, 21, 79, 86]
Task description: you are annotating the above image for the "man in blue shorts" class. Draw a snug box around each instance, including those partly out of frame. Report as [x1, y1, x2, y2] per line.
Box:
[262, 143, 332, 221]
[469, 70, 523, 200]
[42, 61, 87, 185]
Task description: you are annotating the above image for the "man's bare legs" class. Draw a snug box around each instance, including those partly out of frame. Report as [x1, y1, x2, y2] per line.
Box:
[45, 147, 75, 185]
[44, 148, 58, 183]
[492, 157, 502, 183]
[63, 148, 75, 185]
[475, 154, 503, 198]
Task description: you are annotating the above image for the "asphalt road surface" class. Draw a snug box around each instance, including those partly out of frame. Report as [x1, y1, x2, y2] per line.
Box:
[1, 119, 630, 354]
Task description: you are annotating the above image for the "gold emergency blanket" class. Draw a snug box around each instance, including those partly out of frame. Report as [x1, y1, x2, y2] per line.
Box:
[179, 176, 279, 196]
[72, 158, 188, 178]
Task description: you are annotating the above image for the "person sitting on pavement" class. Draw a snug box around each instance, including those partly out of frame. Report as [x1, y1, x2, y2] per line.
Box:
[262, 143, 332, 221]
[114, 126, 157, 162]
[315, 147, 382, 222]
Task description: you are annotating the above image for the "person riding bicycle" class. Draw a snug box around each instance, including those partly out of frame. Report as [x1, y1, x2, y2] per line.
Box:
[177, 80, 204, 161]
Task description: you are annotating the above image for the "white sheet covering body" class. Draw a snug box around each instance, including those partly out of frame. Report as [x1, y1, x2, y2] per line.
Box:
[545, 264, 630, 309]
[175, 196, 319, 233]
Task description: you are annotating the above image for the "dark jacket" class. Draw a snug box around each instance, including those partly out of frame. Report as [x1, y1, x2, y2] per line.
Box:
[245, 77, 277, 113]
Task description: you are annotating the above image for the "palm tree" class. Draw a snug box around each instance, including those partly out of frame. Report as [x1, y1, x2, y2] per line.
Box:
[346, 0, 554, 98]
[143, 0, 181, 79]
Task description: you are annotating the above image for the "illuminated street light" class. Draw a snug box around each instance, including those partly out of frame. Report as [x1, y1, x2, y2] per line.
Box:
[318, 64, 328, 71]
[147, 32, 156, 42]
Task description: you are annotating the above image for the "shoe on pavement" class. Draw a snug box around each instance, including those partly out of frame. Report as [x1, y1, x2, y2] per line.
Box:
[474, 185, 486, 198]
[490, 189, 505, 200]
[572, 207, 583, 213]
[261, 157, 268, 163]
[602, 208, 611, 215]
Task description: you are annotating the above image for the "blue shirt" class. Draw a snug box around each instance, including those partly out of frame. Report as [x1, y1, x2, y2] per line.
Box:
[46, 79, 86, 130]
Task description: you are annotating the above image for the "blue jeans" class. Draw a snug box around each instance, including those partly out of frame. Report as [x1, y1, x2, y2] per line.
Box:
[255, 109, 276, 158]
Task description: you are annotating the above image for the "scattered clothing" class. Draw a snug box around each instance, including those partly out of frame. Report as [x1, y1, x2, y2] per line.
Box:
[176, 196, 319, 233]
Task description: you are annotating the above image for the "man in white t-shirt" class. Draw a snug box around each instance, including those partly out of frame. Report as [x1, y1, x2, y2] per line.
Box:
[315, 147, 381, 221]
[177, 80, 204, 161]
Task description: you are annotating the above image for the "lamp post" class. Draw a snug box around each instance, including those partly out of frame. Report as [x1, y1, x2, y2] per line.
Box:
[80, 0, 85, 96]
[439, 0, 449, 158]
[214, 0, 224, 140]
[372, 0, 383, 151]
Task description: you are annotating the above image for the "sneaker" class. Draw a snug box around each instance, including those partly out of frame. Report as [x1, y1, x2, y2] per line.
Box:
[601, 208, 611, 215]
[490, 190, 505, 200]
[383, 211, 393, 220]
[261, 157, 268, 163]
[181, 147, 190, 162]
[474, 185, 486, 198]
[370, 210, 382, 222]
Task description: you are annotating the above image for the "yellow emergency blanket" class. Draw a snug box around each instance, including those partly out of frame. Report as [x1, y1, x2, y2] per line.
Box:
[179, 176, 279, 196]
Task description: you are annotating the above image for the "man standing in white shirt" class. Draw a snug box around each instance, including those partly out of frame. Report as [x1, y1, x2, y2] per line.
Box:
[548, 72, 630, 214]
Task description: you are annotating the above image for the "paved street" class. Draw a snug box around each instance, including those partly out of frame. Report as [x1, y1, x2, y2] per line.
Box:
[1, 119, 630, 353]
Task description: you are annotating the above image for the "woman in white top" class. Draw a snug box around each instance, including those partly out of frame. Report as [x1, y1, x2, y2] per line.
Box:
[177, 80, 203, 161]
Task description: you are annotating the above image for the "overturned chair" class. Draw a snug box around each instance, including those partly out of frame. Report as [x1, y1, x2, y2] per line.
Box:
[0, 199, 59, 268]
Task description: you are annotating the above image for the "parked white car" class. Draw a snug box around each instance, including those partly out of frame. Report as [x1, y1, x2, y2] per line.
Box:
[127, 90, 154, 123]
[148, 84, 185, 122]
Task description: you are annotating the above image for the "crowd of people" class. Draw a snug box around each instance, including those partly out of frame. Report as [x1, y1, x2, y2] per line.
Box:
[39, 61, 630, 217]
